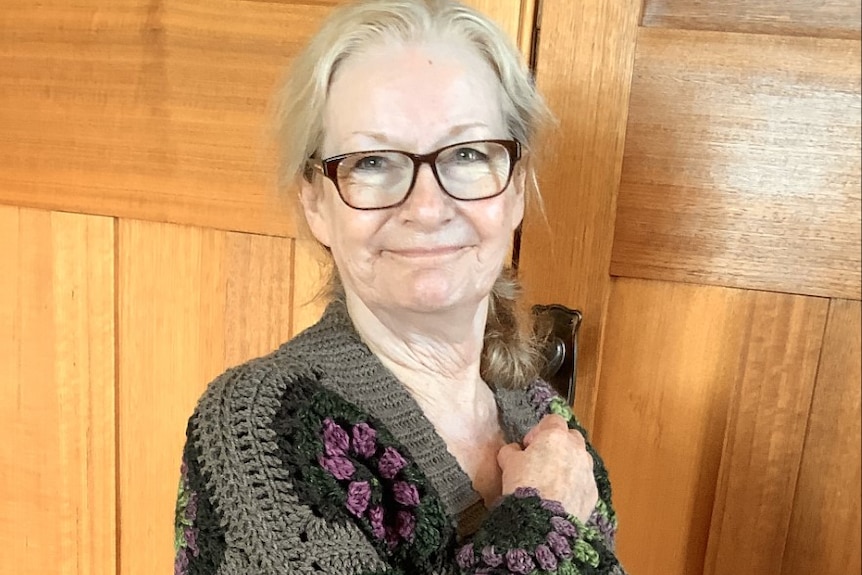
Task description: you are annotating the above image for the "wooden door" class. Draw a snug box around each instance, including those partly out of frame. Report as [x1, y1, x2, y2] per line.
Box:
[518, 1, 861, 574]
[0, 1, 534, 573]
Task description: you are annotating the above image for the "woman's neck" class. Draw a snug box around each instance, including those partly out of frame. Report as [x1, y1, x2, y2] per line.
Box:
[344, 290, 491, 410]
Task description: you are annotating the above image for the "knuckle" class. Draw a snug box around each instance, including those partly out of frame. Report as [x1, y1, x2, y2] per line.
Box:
[568, 429, 586, 444]
[547, 413, 569, 428]
[545, 427, 570, 442]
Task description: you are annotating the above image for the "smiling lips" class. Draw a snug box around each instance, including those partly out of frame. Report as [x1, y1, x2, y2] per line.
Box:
[385, 245, 467, 258]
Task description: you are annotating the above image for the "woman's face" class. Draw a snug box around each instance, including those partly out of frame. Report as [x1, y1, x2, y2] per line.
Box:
[301, 38, 525, 315]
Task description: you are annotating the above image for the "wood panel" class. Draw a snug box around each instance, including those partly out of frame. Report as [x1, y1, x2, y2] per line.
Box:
[611, 28, 862, 301]
[518, 0, 643, 429]
[117, 220, 293, 574]
[0, 0, 307, 236]
[704, 293, 829, 575]
[593, 279, 745, 574]
[782, 299, 861, 575]
[292, 238, 330, 335]
[516, 0, 538, 61]
[642, 0, 861, 40]
[593, 278, 828, 575]
[0, 0, 529, 237]
[0, 207, 115, 575]
[462, 0, 532, 54]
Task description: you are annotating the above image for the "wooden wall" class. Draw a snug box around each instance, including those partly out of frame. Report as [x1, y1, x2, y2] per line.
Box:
[3, 0, 859, 574]
[0, 1, 533, 573]
[1, 208, 116, 575]
[519, 1, 860, 574]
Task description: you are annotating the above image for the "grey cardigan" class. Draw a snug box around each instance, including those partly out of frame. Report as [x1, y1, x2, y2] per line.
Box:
[173, 301, 624, 574]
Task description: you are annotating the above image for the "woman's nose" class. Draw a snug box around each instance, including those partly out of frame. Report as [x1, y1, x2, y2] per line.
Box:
[397, 164, 454, 225]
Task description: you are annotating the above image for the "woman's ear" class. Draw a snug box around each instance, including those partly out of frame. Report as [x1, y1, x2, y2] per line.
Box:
[510, 161, 527, 231]
[299, 177, 332, 248]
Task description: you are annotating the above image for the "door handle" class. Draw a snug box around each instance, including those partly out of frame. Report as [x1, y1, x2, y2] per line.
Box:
[532, 303, 582, 405]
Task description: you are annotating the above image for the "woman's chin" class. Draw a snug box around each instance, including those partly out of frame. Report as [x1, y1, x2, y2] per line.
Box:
[386, 278, 486, 314]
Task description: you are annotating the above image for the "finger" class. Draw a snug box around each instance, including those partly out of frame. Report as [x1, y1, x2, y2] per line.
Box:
[567, 430, 594, 468]
[523, 414, 566, 445]
[523, 413, 569, 446]
[568, 428, 586, 448]
[496, 442, 523, 468]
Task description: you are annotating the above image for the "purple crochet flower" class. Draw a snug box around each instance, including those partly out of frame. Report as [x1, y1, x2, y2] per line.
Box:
[505, 549, 536, 574]
[184, 491, 199, 522]
[392, 481, 420, 507]
[346, 481, 371, 517]
[540, 498, 567, 516]
[368, 505, 385, 540]
[546, 531, 573, 559]
[184, 527, 200, 556]
[378, 446, 407, 479]
[455, 543, 476, 569]
[591, 510, 616, 544]
[318, 454, 356, 481]
[322, 418, 350, 457]
[528, 382, 556, 411]
[174, 549, 190, 575]
[534, 543, 558, 571]
[550, 515, 578, 538]
[512, 486, 540, 499]
[480, 546, 504, 567]
[385, 525, 400, 549]
[395, 510, 416, 541]
[175, 457, 200, 574]
[351, 422, 377, 458]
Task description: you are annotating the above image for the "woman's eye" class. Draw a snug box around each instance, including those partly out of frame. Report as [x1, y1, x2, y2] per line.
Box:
[454, 148, 487, 162]
[354, 155, 387, 171]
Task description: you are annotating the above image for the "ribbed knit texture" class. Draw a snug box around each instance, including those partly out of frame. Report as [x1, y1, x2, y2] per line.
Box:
[174, 300, 626, 574]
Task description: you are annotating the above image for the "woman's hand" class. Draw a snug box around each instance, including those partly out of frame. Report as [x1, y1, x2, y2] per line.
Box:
[496, 414, 599, 522]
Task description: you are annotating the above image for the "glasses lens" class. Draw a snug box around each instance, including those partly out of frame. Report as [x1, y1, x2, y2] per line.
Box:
[336, 151, 412, 209]
[436, 141, 512, 200]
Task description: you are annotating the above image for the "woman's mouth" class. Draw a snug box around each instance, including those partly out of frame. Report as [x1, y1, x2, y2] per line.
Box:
[385, 246, 467, 259]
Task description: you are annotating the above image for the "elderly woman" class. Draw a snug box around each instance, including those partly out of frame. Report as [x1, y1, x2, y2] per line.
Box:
[174, 1, 624, 573]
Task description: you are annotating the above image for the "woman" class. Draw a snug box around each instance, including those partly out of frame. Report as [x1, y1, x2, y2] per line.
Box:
[174, 1, 625, 573]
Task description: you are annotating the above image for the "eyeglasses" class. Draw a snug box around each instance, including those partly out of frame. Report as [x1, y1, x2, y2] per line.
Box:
[312, 139, 521, 210]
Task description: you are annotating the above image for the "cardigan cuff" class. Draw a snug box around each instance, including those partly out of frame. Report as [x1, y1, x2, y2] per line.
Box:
[454, 487, 619, 574]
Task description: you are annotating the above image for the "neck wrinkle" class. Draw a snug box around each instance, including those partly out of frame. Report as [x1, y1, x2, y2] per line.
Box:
[343, 289, 489, 395]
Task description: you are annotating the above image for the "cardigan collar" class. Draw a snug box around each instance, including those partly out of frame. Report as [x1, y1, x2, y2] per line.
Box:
[291, 300, 539, 537]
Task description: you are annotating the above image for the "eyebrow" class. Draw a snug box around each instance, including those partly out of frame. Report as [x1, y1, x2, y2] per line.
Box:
[349, 122, 491, 150]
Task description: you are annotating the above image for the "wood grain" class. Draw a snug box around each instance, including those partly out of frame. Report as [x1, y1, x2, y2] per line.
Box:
[642, 0, 862, 40]
[292, 238, 330, 335]
[117, 220, 292, 574]
[518, 0, 643, 428]
[0, 207, 115, 575]
[781, 299, 861, 575]
[594, 279, 748, 574]
[0, 0, 529, 237]
[516, 0, 538, 62]
[704, 293, 829, 575]
[611, 28, 861, 300]
[0, 0, 312, 236]
[221, 231, 294, 366]
[593, 278, 830, 574]
[462, 0, 526, 49]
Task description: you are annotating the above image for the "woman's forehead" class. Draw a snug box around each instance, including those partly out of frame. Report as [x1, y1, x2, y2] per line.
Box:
[322, 38, 506, 151]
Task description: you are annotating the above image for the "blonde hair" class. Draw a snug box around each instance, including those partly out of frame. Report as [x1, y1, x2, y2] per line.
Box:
[273, 0, 553, 388]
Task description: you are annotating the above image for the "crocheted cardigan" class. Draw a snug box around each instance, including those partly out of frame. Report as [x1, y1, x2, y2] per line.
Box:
[174, 301, 626, 575]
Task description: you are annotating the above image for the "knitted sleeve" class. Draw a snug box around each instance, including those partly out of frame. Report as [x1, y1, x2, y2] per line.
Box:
[174, 421, 228, 575]
[452, 382, 626, 574]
